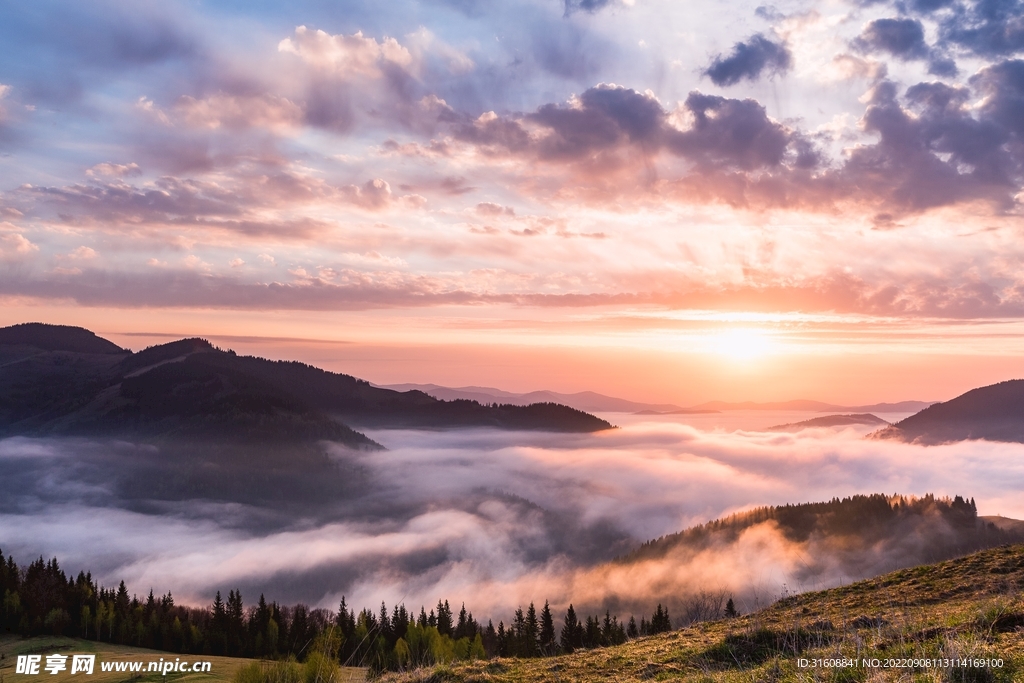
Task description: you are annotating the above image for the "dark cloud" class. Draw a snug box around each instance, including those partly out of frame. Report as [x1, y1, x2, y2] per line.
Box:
[452, 85, 808, 176]
[855, 18, 930, 59]
[927, 56, 960, 76]
[529, 85, 665, 159]
[970, 59, 1024, 138]
[669, 93, 793, 170]
[937, 0, 1024, 57]
[754, 5, 785, 21]
[563, 0, 614, 16]
[851, 16, 959, 76]
[839, 78, 1016, 212]
[704, 34, 792, 87]
[907, 0, 955, 11]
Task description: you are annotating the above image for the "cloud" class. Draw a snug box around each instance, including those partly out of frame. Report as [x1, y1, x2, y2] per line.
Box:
[10, 170, 416, 243]
[278, 27, 413, 78]
[562, 0, 615, 16]
[936, 0, 1024, 58]
[970, 59, 1024, 139]
[0, 2, 202, 110]
[704, 34, 792, 87]
[174, 93, 303, 132]
[838, 78, 1016, 212]
[853, 17, 959, 77]
[0, 223, 38, 262]
[1, 420, 1022, 619]
[855, 18, 930, 60]
[452, 85, 808, 176]
[86, 162, 142, 178]
[475, 202, 515, 217]
[668, 93, 796, 170]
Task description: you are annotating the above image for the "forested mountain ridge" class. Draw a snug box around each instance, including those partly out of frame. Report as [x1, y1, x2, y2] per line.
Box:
[873, 378, 1024, 444]
[0, 323, 612, 444]
[616, 493, 1024, 582]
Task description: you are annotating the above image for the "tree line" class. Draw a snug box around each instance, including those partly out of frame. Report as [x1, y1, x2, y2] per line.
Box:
[0, 550, 715, 672]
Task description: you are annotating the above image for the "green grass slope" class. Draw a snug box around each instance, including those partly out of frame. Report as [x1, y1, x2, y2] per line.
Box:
[0, 636, 367, 683]
[379, 544, 1024, 682]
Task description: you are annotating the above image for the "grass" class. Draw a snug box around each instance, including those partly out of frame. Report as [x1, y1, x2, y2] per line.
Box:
[377, 543, 1024, 682]
[0, 637, 367, 683]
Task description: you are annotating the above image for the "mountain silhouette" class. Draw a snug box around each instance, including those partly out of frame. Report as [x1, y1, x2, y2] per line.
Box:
[0, 323, 612, 445]
[873, 379, 1024, 444]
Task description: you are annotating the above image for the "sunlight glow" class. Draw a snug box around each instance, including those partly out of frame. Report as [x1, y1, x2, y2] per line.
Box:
[711, 328, 777, 361]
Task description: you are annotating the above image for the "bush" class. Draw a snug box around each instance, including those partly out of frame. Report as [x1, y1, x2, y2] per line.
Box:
[303, 651, 340, 683]
[233, 660, 303, 683]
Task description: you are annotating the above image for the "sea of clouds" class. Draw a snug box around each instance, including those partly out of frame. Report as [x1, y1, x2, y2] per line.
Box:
[1, 414, 1022, 622]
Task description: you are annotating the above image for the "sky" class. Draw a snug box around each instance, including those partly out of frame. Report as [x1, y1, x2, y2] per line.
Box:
[1, 0, 1024, 404]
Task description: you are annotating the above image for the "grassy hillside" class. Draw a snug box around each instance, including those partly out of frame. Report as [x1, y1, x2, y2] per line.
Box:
[378, 543, 1024, 682]
[0, 636, 367, 683]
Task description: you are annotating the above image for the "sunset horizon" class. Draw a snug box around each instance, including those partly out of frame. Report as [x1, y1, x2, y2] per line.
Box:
[3, 0, 1024, 679]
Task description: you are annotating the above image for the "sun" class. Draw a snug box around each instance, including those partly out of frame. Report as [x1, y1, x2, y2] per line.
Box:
[712, 328, 775, 361]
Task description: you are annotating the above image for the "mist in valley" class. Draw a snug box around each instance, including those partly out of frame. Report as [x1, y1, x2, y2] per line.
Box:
[2, 415, 1023, 624]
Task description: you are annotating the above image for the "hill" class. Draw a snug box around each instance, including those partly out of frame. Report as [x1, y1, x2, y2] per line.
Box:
[0, 323, 612, 444]
[0, 322, 125, 354]
[765, 413, 888, 431]
[874, 379, 1024, 445]
[615, 494, 1024, 596]
[378, 542, 1024, 682]
[379, 383, 686, 413]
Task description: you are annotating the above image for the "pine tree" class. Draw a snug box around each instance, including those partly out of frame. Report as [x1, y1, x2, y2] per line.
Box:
[512, 607, 526, 657]
[455, 603, 470, 640]
[525, 603, 539, 657]
[560, 604, 581, 653]
[724, 598, 737, 618]
[626, 616, 638, 639]
[436, 600, 452, 636]
[539, 601, 555, 654]
[650, 604, 672, 634]
[496, 621, 507, 656]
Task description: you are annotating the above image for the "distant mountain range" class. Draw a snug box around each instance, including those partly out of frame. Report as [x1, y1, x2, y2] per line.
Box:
[765, 413, 889, 432]
[874, 379, 1024, 445]
[0, 323, 612, 446]
[381, 384, 934, 415]
[687, 399, 934, 413]
[379, 383, 694, 413]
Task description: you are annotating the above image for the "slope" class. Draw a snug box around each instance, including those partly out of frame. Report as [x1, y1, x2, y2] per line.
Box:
[0, 323, 612, 442]
[380, 543, 1024, 682]
[875, 378, 1024, 444]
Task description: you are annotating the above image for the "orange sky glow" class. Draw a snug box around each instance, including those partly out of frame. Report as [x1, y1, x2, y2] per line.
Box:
[2, 0, 1024, 406]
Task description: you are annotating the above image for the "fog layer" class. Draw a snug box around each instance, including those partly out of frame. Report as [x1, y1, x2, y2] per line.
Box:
[1, 415, 1022, 620]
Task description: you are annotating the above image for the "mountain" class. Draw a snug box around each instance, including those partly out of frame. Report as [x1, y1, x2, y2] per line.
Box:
[617, 493, 1024, 585]
[874, 378, 1024, 444]
[765, 413, 889, 431]
[379, 383, 687, 413]
[378, 384, 934, 416]
[688, 399, 933, 412]
[0, 323, 612, 445]
[0, 322, 125, 355]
